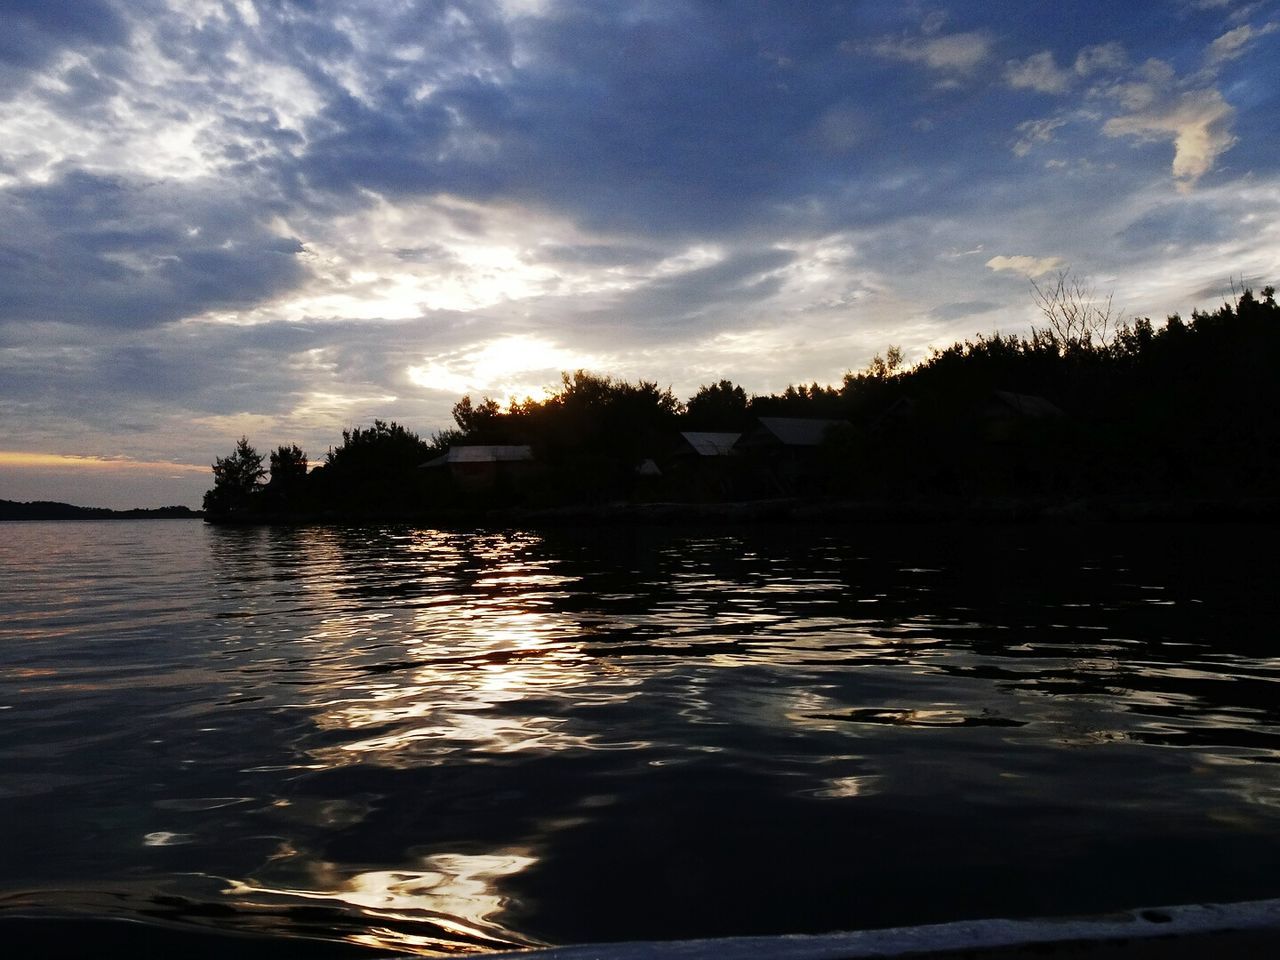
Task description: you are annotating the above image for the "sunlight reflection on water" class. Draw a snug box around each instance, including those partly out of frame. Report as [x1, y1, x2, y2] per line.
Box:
[1, 521, 1279, 954]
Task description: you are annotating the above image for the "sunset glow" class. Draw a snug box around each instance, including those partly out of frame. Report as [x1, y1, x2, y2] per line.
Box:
[1, 1, 1277, 507]
[0, 451, 207, 474]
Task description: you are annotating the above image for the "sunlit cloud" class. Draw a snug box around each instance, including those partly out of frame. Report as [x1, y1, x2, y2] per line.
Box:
[0, 451, 206, 473]
[1204, 22, 1277, 66]
[408, 335, 606, 400]
[1103, 178, 1280, 310]
[1104, 88, 1237, 191]
[986, 256, 1067, 278]
[0, 10, 321, 187]
[997, 34, 1248, 192]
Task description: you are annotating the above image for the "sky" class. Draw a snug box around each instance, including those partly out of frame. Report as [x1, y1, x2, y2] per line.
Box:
[1, 0, 1278, 508]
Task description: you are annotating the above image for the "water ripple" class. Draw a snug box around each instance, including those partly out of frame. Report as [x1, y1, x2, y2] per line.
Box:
[1, 521, 1279, 952]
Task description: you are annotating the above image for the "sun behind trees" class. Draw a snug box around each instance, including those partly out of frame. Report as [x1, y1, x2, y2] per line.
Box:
[204, 286, 1280, 520]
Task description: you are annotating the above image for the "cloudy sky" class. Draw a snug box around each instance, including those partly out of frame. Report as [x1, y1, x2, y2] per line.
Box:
[2, 0, 1278, 508]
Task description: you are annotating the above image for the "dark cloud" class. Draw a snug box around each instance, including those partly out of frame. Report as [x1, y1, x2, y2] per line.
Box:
[933, 300, 999, 320]
[530, 243, 664, 268]
[535, 246, 800, 348]
[278, 1, 928, 235]
[0, 0, 128, 68]
[0, 173, 307, 329]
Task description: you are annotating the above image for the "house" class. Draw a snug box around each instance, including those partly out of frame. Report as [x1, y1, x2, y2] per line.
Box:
[678, 431, 741, 457]
[735, 417, 847, 450]
[662, 431, 742, 500]
[987, 390, 1064, 420]
[421, 445, 536, 491]
[734, 417, 849, 495]
[981, 391, 1065, 443]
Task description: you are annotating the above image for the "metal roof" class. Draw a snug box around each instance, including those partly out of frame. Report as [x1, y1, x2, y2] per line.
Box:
[680, 431, 741, 456]
[421, 445, 534, 468]
[751, 417, 846, 446]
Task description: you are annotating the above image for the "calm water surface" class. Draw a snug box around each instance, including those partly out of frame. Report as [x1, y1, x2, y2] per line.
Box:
[1, 520, 1278, 954]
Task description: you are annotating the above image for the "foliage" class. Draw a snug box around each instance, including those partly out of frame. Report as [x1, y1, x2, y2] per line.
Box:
[325, 420, 434, 472]
[204, 284, 1279, 516]
[203, 437, 265, 513]
[685, 379, 749, 430]
[317, 420, 437, 514]
[269, 444, 308, 485]
[452, 396, 501, 436]
[447, 371, 683, 503]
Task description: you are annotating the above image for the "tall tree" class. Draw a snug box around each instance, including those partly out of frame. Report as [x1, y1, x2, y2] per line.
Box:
[269, 444, 308, 485]
[685, 379, 749, 429]
[203, 437, 265, 513]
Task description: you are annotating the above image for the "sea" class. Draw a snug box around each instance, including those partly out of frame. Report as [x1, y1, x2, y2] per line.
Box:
[1, 519, 1278, 956]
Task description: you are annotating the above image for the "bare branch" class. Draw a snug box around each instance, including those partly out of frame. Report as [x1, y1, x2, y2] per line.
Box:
[1029, 267, 1121, 350]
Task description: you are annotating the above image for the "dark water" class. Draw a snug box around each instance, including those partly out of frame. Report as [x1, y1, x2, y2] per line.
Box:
[1, 520, 1279, 955]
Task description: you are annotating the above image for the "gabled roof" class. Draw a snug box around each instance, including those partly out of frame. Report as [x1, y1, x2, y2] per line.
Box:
[421, 445, 534, 468]
[680, 431, 741, 456]
[991, 391, 1065, 419]
[743, 417, 847, 447]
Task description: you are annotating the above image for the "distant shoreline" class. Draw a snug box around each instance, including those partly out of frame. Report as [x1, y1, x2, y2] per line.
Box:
[0, 499, 203, 522]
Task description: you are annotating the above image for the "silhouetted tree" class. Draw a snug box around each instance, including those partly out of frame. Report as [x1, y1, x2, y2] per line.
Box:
[200, 282, 1279, 518]
[863, 345, 904, 379]
[325, 420, 433, 472]
[750, 380, 842, 418]
[259, 444, 309, 512]
[203, 437, 265, 513]
[319, 420, 436, 513]
[269, 444, 308, 485]
[685, 379, 749, 429]
[452, 395, 502, 437]
[1030, 268, 1120, 350]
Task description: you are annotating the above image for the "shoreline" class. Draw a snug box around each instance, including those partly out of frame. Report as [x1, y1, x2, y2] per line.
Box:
[202, 495, 1280, 527]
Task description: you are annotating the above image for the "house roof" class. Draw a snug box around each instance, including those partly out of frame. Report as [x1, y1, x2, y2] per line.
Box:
[421, 445, 534, 468]
[744, 417, 847, 447]
[680, 431, 741, 456]
[991, 391, 1065, 419]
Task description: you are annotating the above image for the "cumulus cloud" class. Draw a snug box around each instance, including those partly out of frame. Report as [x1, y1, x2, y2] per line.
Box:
[867, 31, 993, 72]
[1004, 43, 1131, 95]
[1073, 43, 1129, 76]
[1003, 37, 1243, 191]
[1006, 51, 1073, 94]
[1103, 88, 1237, 191]
[1205, 23, 1277, 66]
[1011, 117, 1069, 156]
[986, 255, 1066, 278]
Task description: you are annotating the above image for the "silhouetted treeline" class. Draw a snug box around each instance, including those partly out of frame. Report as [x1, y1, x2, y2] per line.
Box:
[204, 286, 1280, 519]
[0, 500, 202, 521]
